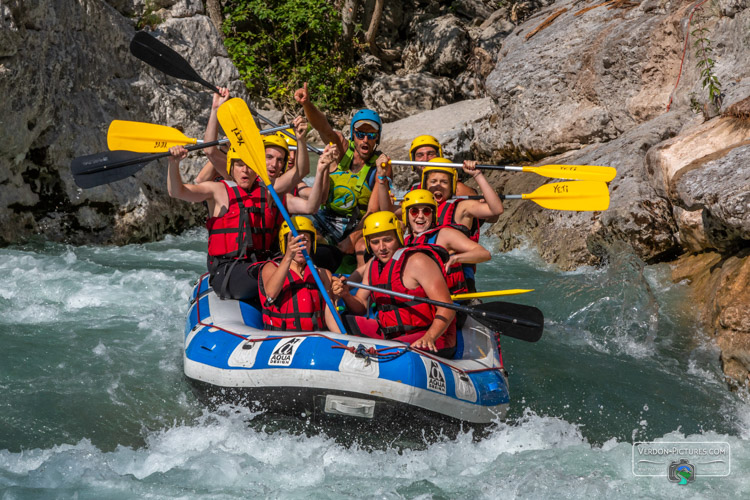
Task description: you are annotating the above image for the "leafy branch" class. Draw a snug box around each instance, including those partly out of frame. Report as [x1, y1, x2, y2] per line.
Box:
[691, 25, 722, 109]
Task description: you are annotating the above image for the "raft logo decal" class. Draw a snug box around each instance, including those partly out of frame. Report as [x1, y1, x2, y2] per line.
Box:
[426, 360, 446, 394]
[268, 337, 303, 366]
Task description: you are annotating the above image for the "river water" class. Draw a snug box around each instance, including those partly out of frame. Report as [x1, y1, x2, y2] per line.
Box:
[1, 229, 748, 498]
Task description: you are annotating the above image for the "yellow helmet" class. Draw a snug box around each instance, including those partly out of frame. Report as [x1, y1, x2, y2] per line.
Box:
[226, 146, 243, 175]
[409, 135, 443, 161]
[278, 216, 317, 255]
[263, 134, 290, 166]
[277, 129, 297, 147]
[421, 158, 456, 196]
[401, 189, 437, 229]
[362, 211, 404, 249]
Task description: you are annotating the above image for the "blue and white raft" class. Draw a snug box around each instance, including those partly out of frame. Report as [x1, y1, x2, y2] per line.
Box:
[184, 274, 509, 425]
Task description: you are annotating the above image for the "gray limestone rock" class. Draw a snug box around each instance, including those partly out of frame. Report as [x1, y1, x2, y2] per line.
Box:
[674, 144, 750, 252]
[362, 73, 457, 122]
[402, 14, 471, 77]
[0, 0, 246, 246]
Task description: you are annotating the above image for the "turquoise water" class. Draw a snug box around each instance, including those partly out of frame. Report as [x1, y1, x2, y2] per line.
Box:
[1, 230, 748, 498]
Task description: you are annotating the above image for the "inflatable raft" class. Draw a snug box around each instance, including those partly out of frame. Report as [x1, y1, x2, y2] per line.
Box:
[184, 274, 509, 425]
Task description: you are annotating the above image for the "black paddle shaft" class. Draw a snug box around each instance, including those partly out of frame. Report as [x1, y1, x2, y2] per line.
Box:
[347, 282, 539, 327]
[346, 281, 544, 343]
[130, 31, 221, 94]
[73, 140, 225, 177]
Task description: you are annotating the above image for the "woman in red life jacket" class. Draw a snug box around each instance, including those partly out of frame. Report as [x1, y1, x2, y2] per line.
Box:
[407, 135, 477, 196]
[418, 158, 504, 242]
[258, 217, 336, 332]
[330, 211, 457, 358]
[401, 189, 490, 295]
[166, 142, 338, 302]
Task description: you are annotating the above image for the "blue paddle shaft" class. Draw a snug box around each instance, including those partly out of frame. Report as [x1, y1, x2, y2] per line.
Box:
[262, 181, 347, 334]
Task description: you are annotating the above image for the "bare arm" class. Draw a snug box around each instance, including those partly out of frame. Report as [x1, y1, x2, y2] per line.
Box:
[194, 160, 226, 183]
[167, 146, 221, 203]
[436, 227, 491, 270]
[203, 87, 231, 177]
[294, 82, 346, 158]
[373, 154, 395, 213]
[458, 161, 504, 221]
[260, 235, 310, 302]
[273, 116, 311, 194]
[284, 143, 337, 214]
[329, 261, 371, 317]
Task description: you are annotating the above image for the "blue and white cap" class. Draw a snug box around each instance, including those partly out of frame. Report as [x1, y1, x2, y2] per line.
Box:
[350, 109, 382, 140]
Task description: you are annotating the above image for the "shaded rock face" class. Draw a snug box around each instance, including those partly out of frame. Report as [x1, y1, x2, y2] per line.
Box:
[672, 143, 750, 253]
[358, 1, 552, 119]
[0, 0, 245, 246]
[402, 14, 471, 77]
[672, 250, 750, 389]
[476, 0, 690, 161]
[362, 73, 456, 122]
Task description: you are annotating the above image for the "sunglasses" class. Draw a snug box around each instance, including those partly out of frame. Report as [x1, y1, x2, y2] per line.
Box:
[354, 130, 378, 140]
[408, 206, 433, 218]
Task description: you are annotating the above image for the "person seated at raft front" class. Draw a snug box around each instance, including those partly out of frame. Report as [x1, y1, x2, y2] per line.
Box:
[294, 82, 391, 264]
[329, 211, 457, 358]
[407, 135, 477, 196]
[203, 88, 312, 195]
[165, 143, 338, 302]
[258, 217, 338, 332]
[401, 189, 490, 295]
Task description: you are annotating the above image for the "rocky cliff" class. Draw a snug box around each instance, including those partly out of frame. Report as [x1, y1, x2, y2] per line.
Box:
[0, 0, 246, 245]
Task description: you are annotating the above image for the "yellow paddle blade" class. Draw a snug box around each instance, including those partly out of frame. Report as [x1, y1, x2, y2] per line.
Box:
[451, 289, 534, 301]
[525, 164, 616, 182]
[216, 98, 268, 185]
[107, 120, 196, 152]
[523, 181, 610, 211]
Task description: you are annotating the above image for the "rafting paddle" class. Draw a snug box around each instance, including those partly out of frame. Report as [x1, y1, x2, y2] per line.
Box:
[130, 31, 221, 94]
[71, 139, 228, 189]
[346, 281, 543, 343]
[129, 31, 322, 157]
[216, 97, 348, 334]
[391, 160, 616, 182]
[396, 181, 609, 211]
[451, 289, 534, 300]
[107, 120, 292, 153]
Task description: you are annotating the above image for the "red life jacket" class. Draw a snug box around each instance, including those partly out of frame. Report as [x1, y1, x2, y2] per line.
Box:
[206, 179, 284, 261]
[436, 199, 480, 243]
[404, 227, 468, 296]
[368, 245, 456, 345]
[258, 261, 325, 332]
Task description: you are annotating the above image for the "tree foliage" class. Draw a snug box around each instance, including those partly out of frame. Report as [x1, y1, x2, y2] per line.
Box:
[222, 0, 360, 112]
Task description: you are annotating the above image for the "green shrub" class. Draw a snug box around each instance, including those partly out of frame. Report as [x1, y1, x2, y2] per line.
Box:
[136, 1, 164, 30]
[222, 0, 360, 112]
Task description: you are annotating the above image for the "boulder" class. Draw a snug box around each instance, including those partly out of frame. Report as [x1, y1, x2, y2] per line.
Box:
[362, 73, 456, 122]
[476, 0, 690, 161]
[673, 143, 750, 253]
[402, 14, 471, 77]
[646, 115, 750, 252]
